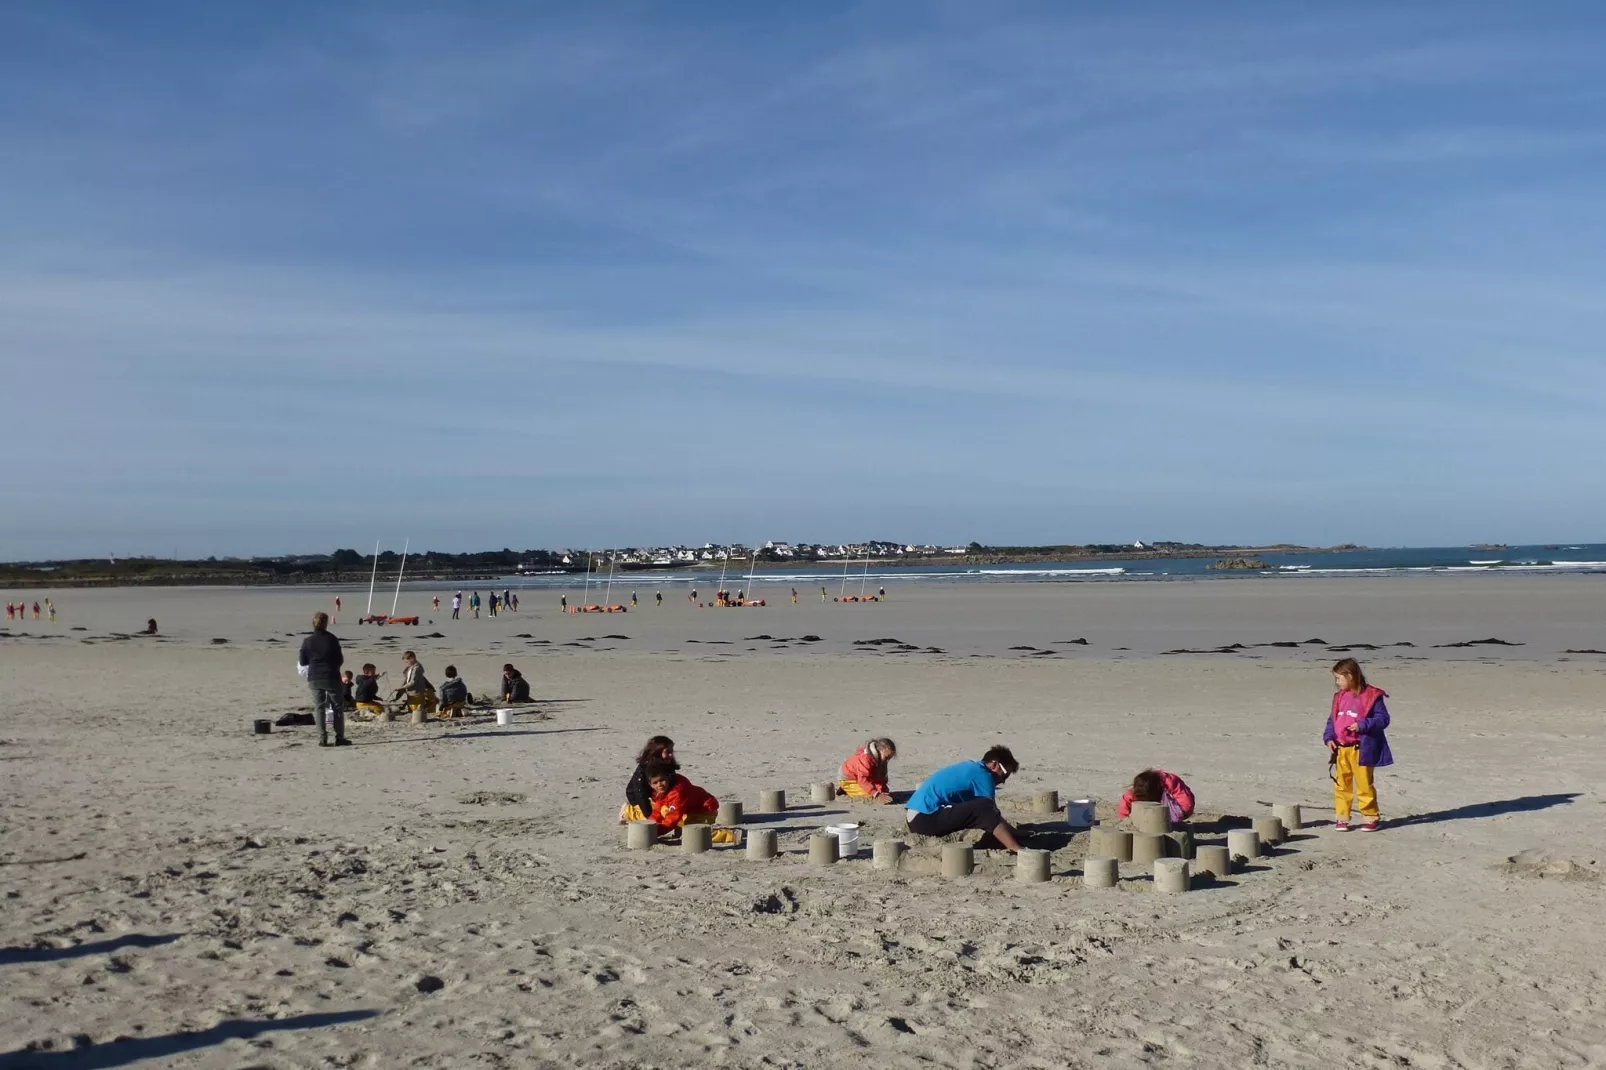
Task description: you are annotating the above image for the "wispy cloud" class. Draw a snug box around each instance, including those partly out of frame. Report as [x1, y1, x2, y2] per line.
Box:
[2, 3, 1605, 555]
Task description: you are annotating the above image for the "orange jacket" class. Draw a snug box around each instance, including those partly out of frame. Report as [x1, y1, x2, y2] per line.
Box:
[839, 745, 889, 796]
[648, 774, 719, 831]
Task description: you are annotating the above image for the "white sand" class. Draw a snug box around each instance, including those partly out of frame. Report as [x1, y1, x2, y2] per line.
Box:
[2, 578, 1605, 1067]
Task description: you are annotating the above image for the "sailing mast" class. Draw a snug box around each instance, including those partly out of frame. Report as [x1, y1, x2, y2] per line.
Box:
[744, 538, 760, 604]
[364, 538, 381, 616]
[389, 537, 409, 617]
[859, 542, 871, 599]
[602, 549, 616, 607]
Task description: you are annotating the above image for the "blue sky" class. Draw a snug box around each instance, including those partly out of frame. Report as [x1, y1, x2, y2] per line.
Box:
[4, 3, 1605, 558]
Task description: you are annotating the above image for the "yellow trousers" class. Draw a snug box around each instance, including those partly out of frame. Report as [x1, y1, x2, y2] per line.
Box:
[1333, 746, 1378, 820]
[682, 812, 738, 844]
[838, 779, 872, 798]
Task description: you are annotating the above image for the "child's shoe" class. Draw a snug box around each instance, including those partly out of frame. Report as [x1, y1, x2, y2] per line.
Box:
[1334, 820, 1350, 832]
[1359, 820, 1381, 832]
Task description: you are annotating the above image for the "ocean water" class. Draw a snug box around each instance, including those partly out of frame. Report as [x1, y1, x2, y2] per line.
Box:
[479, 544, 1606, 590]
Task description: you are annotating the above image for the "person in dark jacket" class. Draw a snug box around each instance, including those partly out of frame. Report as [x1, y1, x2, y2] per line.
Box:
[438, 665, 469, 714]
[352, 662, 384, 716]
[501, 664, 532, 703]
[297, 611, 349, 746]
[619, 736, 675, 823]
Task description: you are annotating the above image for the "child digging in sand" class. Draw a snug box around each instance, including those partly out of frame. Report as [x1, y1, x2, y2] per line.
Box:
[1325, 657, 1393, 831]
[644, 761, 735, 843]
[838, 738, 897, 803]
[620, 736, 675, 823]
[1117, 769, 1196, 823]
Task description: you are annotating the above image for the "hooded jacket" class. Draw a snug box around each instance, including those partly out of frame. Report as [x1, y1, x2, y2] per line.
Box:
[648, 774, 719, 832]
[840, 744, 891, 796]
[1117, 770, 1195, 822]
[1323, 686, 1394, 767]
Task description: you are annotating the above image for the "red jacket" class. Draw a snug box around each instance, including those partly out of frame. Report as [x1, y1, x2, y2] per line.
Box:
[839, 745, 890, 796]
[648, 774, 719, 831]
[1117, 771, 1195, 821]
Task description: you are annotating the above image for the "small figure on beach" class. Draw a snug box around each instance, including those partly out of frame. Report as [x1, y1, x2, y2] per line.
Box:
[820, 586, 827, 601]
[560, 594, 568, 612]
[488, 592, 500, 617]
[510, 592, 518, 612]
[688, 589, 697, 604]
[620, 735, 676, 823]
[645, 762, 726, 843]
[353, 662, 384, 716]
[333, 595, 341, 619]
[878, 586, 886, 600]
[1325, 657, 1393, 832]
[438, 665, 468, 715]
[391, 650, 436, 714]
[631, 591, 638, 608]
[48, 603, 56, 623]
[470, 591, 481, 618]
[433, 595, 441, 612]
[1118, 769, 1195, 823]
[340, 669, 356, 708]
[655, 591, 662, 607]
[838, 738, 897, 803]
[32, 601, 40, 620]
[297, 611, 349, 747]
[791, 587, 798, 604]
[905, 745, 1025, 853]
[144, 618, 158, 635]
[501, 663, 531, 703]
[451, 592, 461, 619]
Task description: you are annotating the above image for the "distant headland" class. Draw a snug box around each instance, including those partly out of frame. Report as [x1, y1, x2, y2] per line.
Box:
[0, 540, 1369, 589]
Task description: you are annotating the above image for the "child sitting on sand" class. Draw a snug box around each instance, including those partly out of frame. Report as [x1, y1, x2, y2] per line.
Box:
[838, 738, 897, 803]
[1324, 656, 1393, 832]
[352, 663, 384, 715]
[340, 669, 356, 708]
[620, 736, 675, 823]
[644, 760, 719, 839]
[438, 665, 469, 713]
[1117, 769, 1196, 824]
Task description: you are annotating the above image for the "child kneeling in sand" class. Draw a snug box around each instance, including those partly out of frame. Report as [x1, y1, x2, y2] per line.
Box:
[644, 761, 734, 843]
[352, 663, 385, 717]
[438, 665, 469, 715]
[1118, 769, 1195, 823]
[620, 736, 675, 823]
[838, 738, 897, 803]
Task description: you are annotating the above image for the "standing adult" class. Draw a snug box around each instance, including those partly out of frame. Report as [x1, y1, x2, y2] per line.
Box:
[904, 745, 1024, 852]
[297, 611, 349, 747]
[451, 591, 462, 620]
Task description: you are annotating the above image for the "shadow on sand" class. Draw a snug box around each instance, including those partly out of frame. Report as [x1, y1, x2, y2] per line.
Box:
[0, 933, 182, 966]
[1388, 793, 1580, 828]
[0, 1010, 379, 1069]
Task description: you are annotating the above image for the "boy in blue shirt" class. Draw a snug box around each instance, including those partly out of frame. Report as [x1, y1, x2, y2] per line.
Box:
[905, 745, 1025, 852]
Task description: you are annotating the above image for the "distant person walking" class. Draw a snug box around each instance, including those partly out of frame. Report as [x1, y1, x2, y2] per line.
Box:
[451, 592, 461, 620]
[561, 594, 568, 612]
[820, 586, 827, 601]
[334, 595, 342, 618]
[689, 589, 697, 604]
[510, 592, 519, 612]
[631, 591, 638, 608]
[878, 586, 885, 600]
[32, 602, 40, 620]
[655, 591, 662, 607]
[489, 592, 500, 617]
[297, 611, 349, 747]
[471, 591, 481, 618]
[791, 587, 798, 604]
[48, 603, 56, 623]
[432, 595, 441, 612]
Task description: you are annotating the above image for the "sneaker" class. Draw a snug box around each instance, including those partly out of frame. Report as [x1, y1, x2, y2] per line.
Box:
[1359, 821, 1381, 832]
[1334, 820, 1351, 832]
[334, 738, 353, 747]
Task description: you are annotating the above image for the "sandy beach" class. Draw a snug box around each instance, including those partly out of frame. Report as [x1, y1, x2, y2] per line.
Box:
[3, 577, 1605, 1068]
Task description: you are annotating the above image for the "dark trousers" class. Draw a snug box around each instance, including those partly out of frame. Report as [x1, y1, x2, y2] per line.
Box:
[308, 683, 346, 739]
[907, 798, 1003, 838]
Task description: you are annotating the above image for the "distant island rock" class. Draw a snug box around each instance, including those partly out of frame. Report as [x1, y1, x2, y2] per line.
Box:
[1210, 558, 1268, 570]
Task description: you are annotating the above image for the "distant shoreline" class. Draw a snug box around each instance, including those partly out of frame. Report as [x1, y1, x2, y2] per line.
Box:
[0, 545, 1369, 589]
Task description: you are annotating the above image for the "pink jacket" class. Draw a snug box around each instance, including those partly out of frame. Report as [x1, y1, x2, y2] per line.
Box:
[1117, 771, 1195, 822]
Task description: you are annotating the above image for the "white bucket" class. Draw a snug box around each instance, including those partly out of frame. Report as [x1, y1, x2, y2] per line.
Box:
[1066, 799, 1096, 827]
[826, 823, 860, 858]
[495, 709, 512, 726]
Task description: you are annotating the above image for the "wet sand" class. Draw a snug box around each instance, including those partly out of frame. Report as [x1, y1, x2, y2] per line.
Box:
[2, 578, 1604, 1067]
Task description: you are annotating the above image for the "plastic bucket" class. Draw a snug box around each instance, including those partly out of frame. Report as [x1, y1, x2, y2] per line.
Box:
[253, 719, 271, 735]
[1066, 799, 1096, 827]
[495, 709, 512, 726]
[826, 823, 860, 858]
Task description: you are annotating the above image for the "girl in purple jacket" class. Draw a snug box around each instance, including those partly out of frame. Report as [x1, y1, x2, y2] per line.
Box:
[1324, 657, 1394, 831]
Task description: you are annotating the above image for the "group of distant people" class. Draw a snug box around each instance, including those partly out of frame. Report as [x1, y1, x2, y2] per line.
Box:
[295, 612, 537, 747]
[618, 657, 1394, 845]
[4, 599, 53, 623]
[436, 590, 520, 620]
